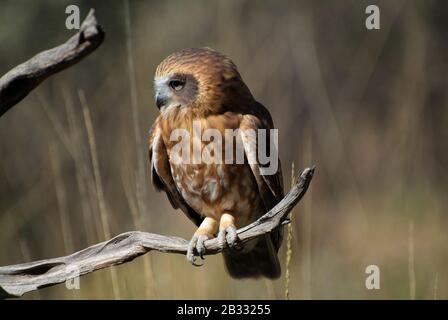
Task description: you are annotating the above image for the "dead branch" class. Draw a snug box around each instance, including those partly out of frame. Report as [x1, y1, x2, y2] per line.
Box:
[0, 9, 104, 117]
[0, 167, 315, 299]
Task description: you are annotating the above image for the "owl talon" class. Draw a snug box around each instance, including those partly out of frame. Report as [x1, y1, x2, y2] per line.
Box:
[186, 234, 209, 266]
[218, 225, 239, 249]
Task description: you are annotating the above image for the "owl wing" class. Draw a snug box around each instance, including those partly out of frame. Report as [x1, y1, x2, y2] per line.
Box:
[148, 120, 203, 227]
[240, 101, 284, 250]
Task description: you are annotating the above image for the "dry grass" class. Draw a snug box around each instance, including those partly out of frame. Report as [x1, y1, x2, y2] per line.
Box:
[284, 162, 295, 300]
[80, 89, 121, 299]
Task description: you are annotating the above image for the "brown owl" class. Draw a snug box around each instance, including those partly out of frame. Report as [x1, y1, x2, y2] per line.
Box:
[148, 47, 284, 278]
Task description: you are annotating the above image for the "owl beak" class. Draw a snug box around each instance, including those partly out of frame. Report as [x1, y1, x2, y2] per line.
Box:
[155, 91, 167, 109]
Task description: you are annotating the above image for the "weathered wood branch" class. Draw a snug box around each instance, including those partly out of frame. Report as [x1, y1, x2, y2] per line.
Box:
[0, 167, 315, 299]
[0, 9, 104, 117]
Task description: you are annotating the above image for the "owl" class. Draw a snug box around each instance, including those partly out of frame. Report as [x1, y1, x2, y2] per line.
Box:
[148, 48, 284, 278]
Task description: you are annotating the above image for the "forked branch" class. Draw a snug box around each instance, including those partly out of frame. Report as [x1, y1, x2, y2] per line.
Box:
[0, 167, 315, 299]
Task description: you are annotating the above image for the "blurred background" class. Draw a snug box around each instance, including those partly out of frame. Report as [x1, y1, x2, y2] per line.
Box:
[0, 0, 447, 299]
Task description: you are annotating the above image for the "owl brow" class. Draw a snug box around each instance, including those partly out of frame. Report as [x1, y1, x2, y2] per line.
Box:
[169, 73, 187, 82]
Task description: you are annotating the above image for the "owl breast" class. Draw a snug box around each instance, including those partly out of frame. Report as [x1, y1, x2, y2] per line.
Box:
[160, 111, 265, 226]
[169, 161, 263, 227]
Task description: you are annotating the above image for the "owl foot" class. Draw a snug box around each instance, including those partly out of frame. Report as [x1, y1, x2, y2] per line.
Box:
[187, 234, 210, 266]
[186, 217, 218, 266]
[217, 225, 238, 249]
[217, 213, 239, 250]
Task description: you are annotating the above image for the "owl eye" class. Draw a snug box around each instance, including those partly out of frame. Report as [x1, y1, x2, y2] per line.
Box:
[169, 79, 185, 91]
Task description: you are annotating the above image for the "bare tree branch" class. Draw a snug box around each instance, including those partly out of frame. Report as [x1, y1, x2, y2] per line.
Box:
[0, 167, 315, 299]
[0, 9, 104, 117]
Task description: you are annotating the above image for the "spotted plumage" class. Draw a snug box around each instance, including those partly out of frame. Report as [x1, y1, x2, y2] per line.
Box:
[148, 47, 284, 278]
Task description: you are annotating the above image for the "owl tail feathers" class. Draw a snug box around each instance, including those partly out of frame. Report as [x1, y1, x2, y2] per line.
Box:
[223, 234, 281, 279]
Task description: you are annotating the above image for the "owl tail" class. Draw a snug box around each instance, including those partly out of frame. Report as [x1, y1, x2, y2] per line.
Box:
[223, 234, 281, 279]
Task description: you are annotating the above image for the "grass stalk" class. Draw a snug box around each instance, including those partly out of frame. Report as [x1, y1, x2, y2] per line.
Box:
[408, 220, 416, 300]
[79, 89, 121, 299]
[284, 162, 295, 300]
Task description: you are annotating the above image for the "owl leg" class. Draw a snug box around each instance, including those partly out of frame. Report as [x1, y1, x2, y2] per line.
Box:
[217, 213, 238, 249]
[187, 217, 218, 266]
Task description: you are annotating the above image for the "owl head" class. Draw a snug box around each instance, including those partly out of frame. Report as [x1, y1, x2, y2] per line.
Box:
[153, 47, 253, 115]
